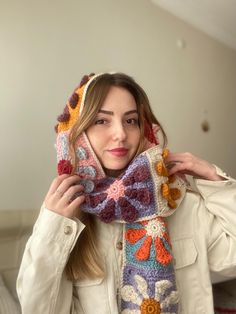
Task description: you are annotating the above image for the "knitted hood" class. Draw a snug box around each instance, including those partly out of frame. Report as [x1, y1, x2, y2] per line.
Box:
[55, 73, 186, 224]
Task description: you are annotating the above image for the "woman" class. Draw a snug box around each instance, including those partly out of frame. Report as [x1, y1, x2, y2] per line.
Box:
[17, 73, 236, 314]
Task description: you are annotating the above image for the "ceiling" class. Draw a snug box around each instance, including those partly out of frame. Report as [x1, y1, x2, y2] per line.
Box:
[151, 0, 236, 51]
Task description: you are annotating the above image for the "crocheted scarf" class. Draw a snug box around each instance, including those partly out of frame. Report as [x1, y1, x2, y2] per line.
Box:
[55, 73, 186, 314]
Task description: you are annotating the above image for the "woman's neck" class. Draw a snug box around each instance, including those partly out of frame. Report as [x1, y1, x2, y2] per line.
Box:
[104, 167, 125, 178]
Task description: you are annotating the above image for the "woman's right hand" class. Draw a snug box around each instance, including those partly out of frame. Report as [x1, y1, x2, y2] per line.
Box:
[44, 174, 85, 218]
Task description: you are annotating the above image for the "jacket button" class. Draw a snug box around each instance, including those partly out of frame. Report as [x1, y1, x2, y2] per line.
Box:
[116, 241, 123, 250]
[64, 225, 73, 235]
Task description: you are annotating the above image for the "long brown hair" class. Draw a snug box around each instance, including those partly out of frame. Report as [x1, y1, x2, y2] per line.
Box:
[65, 73, 167, 281]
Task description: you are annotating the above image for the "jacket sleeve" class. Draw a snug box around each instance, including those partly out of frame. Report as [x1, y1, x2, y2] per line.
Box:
[194, 165, 236, 277]
[16, 206, 85, 314]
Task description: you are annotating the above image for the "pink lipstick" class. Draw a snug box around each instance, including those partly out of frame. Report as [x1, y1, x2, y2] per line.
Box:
[108, 148, 128, 157]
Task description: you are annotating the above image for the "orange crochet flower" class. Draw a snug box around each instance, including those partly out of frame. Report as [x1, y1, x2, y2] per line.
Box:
[161, 183, 170, 199]
[161, 183, 181, 209]
[125, 218, 173, 265]
[140, 298, 161, 314]
[155, 161, 168, 177]
[162, 148, 169, 159]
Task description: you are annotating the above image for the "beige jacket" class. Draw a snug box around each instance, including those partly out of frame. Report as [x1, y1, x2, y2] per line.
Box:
[17, 167, 236, 314]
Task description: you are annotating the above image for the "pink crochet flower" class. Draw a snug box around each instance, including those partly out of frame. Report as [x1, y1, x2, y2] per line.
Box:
[106, 180, 125, 201]
[82, 156, 154, 223]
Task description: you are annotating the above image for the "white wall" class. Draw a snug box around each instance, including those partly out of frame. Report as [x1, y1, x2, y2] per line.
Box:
[1, 0, 236, 210]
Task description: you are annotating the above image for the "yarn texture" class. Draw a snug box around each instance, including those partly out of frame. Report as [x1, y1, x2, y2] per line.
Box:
[55, 73, 187, 313]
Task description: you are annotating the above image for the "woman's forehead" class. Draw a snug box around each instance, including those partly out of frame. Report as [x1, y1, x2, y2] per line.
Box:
[100, 86, 137, 112]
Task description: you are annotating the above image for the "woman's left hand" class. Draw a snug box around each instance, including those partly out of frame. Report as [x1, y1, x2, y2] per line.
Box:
[165, 152, 222, 181]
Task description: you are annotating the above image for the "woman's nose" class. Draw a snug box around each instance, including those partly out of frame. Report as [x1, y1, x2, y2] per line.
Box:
[112, 123, 127, 141]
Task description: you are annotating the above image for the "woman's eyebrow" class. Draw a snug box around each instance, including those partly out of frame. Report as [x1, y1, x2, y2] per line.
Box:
[98, 109, 138, 115]
[98, 109, 113, 115]
[124, 110, 138, 116]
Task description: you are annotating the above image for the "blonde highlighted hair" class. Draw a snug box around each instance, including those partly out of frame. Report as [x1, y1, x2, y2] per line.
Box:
[65, 73, 167, 281]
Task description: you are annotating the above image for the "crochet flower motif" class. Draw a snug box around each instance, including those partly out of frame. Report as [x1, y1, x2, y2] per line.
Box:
[121, 275, 178, 314]
[57, 159, 73, 175]
[125, 217, 172, 265]
[155, 149, 182, 210]
[106, 180, 125, 200]
[56, 129, 106, 194]
[85, 162, 152, 223]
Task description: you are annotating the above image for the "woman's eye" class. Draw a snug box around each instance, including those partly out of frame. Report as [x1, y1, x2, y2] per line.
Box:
[126, 118, 139, 125]
[95, 119, 106, 125]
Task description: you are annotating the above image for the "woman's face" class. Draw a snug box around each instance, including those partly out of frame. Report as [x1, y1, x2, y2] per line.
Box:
[86, 86, 141, 177]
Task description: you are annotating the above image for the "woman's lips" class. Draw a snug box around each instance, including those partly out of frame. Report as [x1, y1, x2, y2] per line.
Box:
[108, 148, 128, 157]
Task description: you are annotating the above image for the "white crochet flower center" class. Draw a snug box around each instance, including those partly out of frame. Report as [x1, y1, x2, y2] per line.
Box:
[145, 220, 165, 238]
